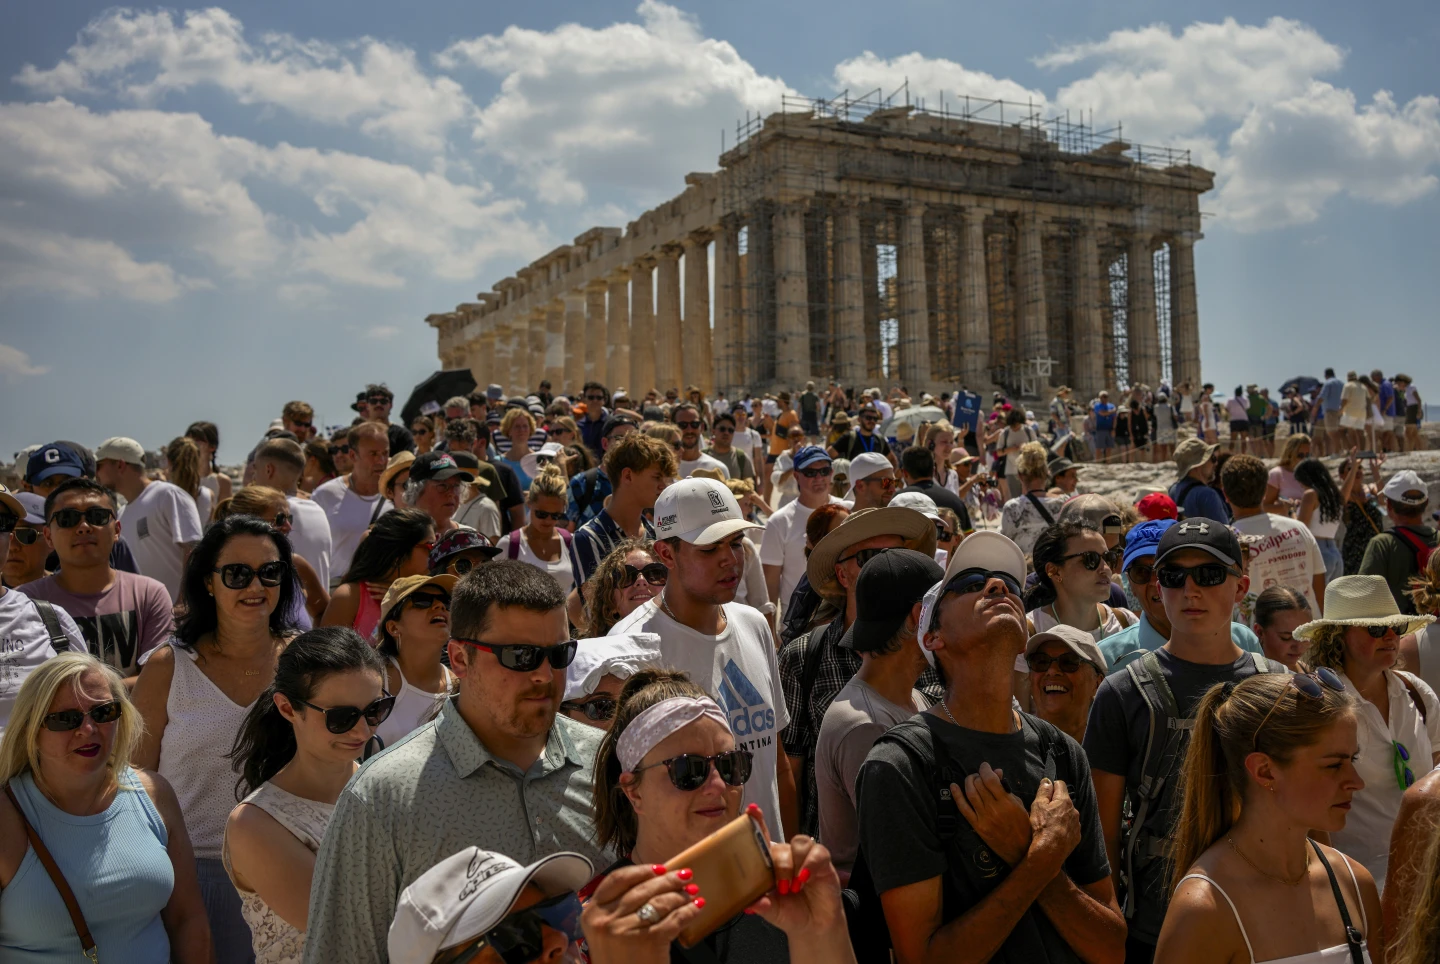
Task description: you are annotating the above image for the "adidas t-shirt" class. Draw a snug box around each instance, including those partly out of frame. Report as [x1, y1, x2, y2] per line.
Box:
[609, 600, 789, 838]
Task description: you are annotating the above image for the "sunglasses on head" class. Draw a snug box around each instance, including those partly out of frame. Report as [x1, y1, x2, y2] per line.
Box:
[444, 892, 583, 964]
[798, 466, 832, 478]
[454, 637, 578, 672]
[1060, 549, 1121, 572]
[839, 546, 890, 568]
[530, 508, 565, 522]
[292, 694, 396, 734]
[213, 560, 289, 590]
[1252, 666, 1344, 748]
[48, 507, 116, 529]
[1027, 652, 1089, 674]
[944, 568, 1025, 599]
[560, 696, 617, 722]
[633, 749, 754, 791]
[619, 563, 668, 589]
[43, 700, 123, 732]
[407, 589, 450, 610]
[1156, 562, 1240, 589]
[12, 527, 42, 546]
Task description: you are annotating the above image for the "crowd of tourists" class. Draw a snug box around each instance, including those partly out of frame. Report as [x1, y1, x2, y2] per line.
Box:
[0, 370, 1437, 964]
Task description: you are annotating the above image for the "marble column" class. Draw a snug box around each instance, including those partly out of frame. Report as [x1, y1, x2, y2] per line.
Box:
[896, 203, 931, 389]
[958, 206, 991, 391]
[712, 220, 740, 396]
[544, 300, 565, 389]
[682, 233, 713, 395]
[1170, 234, 1201, 390]
[630, 258, 656, 395]
[607, 271, 630, 392]
[834, 204, 866, 387]
[1018, 211, 1049, 364]
[1073, 221, 1106, 400]
[526, 309, 546, 395]
[1127, 232, 1160, 388]
[585, 280, 608, 386]
[563, 293, 586, 393]
[773, 203, 809, 387]
[492, 317, 513, 395]
[508, 313, 527, 395]
[654, 246, 683, 393]
[476, 321, 495, 389]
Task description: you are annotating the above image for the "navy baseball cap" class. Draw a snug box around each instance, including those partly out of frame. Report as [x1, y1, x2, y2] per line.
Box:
[793, 446, 832, 471]
[26, 443, 86, 484]
[1122, 519, 1177, 572]
[1155, 517, 1241, 568]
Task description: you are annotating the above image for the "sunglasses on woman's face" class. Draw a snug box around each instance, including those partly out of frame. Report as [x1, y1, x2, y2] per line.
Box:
[530, 508, 565, 522]
[292, 694, 396, 734]
[560, 696, 617, 722]
[48, 507, 116, 529]
[12, 527, 42, 546]
[407, 589, 450, 610]
[453, 638, 578, 672]
[633, 749, 754, 791]
[445, 892, 584, 964]
[43, 700, 123, 732]
[1156, 562, 1240, 590]
[213, 560, 289, 590]
[1060, 549, 1122, 572]
[619, 563, 668, 589]
[272, 511, 292, 528]
[1027, 652, 1088, 674]
[1361, 625, 1399, 639]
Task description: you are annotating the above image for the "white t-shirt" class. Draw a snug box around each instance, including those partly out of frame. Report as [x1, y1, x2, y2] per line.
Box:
[679, 453, 731, 480]
[311, 477, 391, 584]
[195, 486, 214, 526]
[609, 601, 789, 838]
[0, 589, 83, 738]
[120, 480, 205, 602]
[287, 496, 333, 590]
[759, 496, 844, 610]
[733, 427, 763, 462]
[1231, 512, 1326, 625]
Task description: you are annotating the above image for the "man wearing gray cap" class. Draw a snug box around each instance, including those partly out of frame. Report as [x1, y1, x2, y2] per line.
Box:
[96, 437, 203, 602]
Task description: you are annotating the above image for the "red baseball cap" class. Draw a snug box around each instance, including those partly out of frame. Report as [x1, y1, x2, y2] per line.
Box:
[1136, 493, 1178, 521]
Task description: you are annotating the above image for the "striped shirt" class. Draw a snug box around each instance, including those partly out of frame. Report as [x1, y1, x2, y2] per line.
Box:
[572, 509, 655, 586]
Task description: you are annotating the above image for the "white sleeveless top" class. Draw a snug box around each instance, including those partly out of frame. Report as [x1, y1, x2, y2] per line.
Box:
[377, 655, 453, 749]
[1178, 851, 1370, 964]
[158, 642, 258, 858]
[1414, 624, 1440, 696]
[222, 782, 335, 964]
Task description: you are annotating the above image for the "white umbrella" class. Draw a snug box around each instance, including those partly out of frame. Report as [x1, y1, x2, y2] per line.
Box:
[880, 405, 948, 439]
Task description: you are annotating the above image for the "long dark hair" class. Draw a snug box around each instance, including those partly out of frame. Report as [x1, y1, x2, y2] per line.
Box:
[1293, 457, 1341, 525]
[186, 420, 220, 472]
[340, 507, 433, 584]
[1023, 521, 1097, 611]
[228, 627, 385, 799]
[175, 515, 298, 647]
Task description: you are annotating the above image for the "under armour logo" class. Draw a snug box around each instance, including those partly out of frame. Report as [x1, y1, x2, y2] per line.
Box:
[1178, 521, 1210, 534]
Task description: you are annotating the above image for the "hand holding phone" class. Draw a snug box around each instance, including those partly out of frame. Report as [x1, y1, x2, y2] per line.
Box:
[664, 810, 774, 947]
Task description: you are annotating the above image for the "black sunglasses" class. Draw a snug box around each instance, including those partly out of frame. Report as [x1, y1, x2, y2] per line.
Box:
[12, 527, 42, 546]
[292, 694, 396, 734]
[560, 696, 618, 722]
[839, 546, 890, 568]
[48, 507, 116, 529]
[43, 700, 123, 732]
[272, 511, 292, 529]
[633, 749, 754, 791]
[0, 514, 15, 534]
[944, 568, 1025, 599]
[619, 563, 668, 589]
[1156, 562, 1240, 589]
[675, 420, 703, 430]
[291, 420, 313, 429]
[1362, 625, 1400, 639]
[213, 560, 290, 590]
[1126, 561, 1156, 585]
[531, 508, 565, 522]
[798, 466, 832, 478]
[407, 589, 450, 610]
[367, 396, 391, 405]
[451, 892, 584, 964]
[335, 444, 352, 454]
[446, 556, 483, 576]
[1027, 652, 1088, 674]
[1060, 549, 1121, 572]
[454, 637, 578, 672]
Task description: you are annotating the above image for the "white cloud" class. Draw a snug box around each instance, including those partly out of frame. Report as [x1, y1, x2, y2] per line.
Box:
[0, 344, 51, 378]
[439, 1, 794, 205]
[16, 7, 474, 152]
[832, 51, 1047, 110]
[0, 224, 206, 302]
[361, 324, 400, 340]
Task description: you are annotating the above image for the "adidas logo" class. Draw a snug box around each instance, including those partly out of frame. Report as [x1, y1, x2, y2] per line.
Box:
[716, 659, 774, 738]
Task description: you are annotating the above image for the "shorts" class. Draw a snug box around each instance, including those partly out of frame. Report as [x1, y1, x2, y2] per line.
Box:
[1094, 429, 1114, 449]
[1323, 410, 1341, 431]
[801, 415, 819, 435]
[1156, 428, 1177, 444]
[765, 452, 779, 464]
[1340, 413, 1366, 430]
[1230, 420, 1250, 435]
[1407, 403, 1423, 426]
[1248, 422, 1265, 439]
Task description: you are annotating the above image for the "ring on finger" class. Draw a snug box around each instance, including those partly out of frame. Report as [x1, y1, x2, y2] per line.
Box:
[636, 902, 661, 925]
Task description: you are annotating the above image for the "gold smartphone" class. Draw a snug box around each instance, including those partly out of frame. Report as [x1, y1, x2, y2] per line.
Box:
[664, 811, 775, 947]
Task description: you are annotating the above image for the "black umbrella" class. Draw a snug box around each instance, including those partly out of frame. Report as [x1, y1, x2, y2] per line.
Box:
[1279, 375, 1321, 397]
[400, 369, 477, 425]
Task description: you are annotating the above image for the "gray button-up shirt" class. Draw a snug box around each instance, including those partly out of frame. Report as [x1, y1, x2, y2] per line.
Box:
[302, 701, 607, 964]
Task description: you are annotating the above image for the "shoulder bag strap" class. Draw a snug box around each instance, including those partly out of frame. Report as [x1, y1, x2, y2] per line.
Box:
[1024, 492, 1055, 526]
[4, 783, 97, 962]
[368, 492, 387, 525]
[32, 599, 73, 652]
[1310, 840, 1365, 964]
[506, 529, 522, 560]
[1399, 672, 1429, 724]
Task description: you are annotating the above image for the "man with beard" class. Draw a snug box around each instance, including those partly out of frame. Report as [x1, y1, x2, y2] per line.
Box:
[672, 401, 729, 479]
[304, 562, 605, 964]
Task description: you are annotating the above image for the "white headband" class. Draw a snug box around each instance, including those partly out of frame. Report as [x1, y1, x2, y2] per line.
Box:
[617, 696, 730, 772]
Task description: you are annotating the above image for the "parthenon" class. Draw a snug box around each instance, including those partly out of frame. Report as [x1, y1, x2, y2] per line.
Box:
[428, 89, 1214, 401]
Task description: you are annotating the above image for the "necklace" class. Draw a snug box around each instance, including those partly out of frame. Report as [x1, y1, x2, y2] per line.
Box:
[1228, 837, 1310, 886]
[657, 590, 680, 622]
[936, 699, 1020, 733]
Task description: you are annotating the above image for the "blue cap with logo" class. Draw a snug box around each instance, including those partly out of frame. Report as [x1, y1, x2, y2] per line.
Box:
[26, 443, 86, 484]
[793, 446, 832, 471]
[1121, 519, 1177, 572]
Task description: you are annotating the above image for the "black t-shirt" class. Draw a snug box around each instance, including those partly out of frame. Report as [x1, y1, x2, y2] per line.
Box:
[386, 422, 416, 456]
[800, 391, 820, 417]
[834, 431, 890, 460]
[856, 712, 1110, 963]
[897, 480, 972, 532]
[487, 460, 525, 533]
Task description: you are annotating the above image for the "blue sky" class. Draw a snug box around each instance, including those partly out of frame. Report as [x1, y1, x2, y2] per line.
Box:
[2, 0, 1438, 461]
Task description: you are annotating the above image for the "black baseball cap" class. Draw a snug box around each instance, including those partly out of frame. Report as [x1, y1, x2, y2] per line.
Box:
[409, 452, 475, 484]
[845, 548, 945, 653]
[1154, 517, 1241, 568]
[601, 414, 638, 437]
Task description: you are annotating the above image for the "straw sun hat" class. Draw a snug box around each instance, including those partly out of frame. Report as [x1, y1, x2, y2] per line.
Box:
[1293, 575, 1435, 641]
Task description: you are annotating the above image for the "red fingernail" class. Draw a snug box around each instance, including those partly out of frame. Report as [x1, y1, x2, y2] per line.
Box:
[685, 883, 699, 895]
[693, 897, 705, 908]
[797, 868, 811, 885]
[676, 868, 693, 881]
[744, 907, 756, 914]
[747, 802, 761, 814]
[651, 864, 667, 875]
[778, 878, 790, 895]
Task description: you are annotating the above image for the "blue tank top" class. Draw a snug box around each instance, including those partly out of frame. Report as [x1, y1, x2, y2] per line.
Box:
[1, 767, 173, 962]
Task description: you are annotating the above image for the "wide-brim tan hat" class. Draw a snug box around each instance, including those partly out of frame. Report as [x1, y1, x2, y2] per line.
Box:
[378, 573, 459, 623]
[379, 451, 416, 495]
[1293, 575, 1435, 641]
[1172, 437, 1217, 480]
[807, 506, 937, 600]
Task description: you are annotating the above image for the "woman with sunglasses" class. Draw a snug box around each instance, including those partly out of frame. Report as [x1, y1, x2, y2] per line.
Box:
[1156, 671, 1379, 964]
[561, 633, 662, 730]
[1291, 574, 1440, 887]
[215, 486, 329, 627]
[582, 540, 666, 639]
[224, 627, 390, 964]
[373, 575, 457, 748]
[0, 652, 211, 961]
[507, 466, 580, 598]
[585, 669, 854, 964]
[132, 514, 301, 963]
[1023, 521, 1134, 649]
[321, 508, 435, 642]
[410, 416, 437, 455]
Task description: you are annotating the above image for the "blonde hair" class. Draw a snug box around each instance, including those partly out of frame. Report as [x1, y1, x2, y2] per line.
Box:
[690, 467, 726, 481]
[1391, 820, 1440, 964]
[1409, 548, 1440, 616]
[164, 436, 203, 501]
[644, 423, 681, 446]
[1279, 433, 1312, 471]
[1302, 624, 1350, 671]
[213, 485, 287, 523]
[724, 477, 755, 499]
[526, 464, 568, 504]
[918, 420, 956, 450]
[499, 408, 535, 439]
[1016, 441, 1050, 481]
[0, 653, 143, 793]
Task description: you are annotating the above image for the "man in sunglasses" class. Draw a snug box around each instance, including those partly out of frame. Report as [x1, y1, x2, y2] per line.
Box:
[95, 436, 204, 603]
[829, 405, 894, 464]
[388, 846, 592, 964]
[1085, 519, 1288, 963]
[671, 402, 728, 479]
[577, 381, 612, 460]
[701, 412, 755, 482]
[3, 492, 50, 589]
[854, 530, 1124, 964]
[843, 452, 896, 511]
[281, 399, 317, 442]
[761, 446, 845, 617]
[570, 433, 676, 588]
[305, 561, 606, 964]
[364, 383, 418, 457]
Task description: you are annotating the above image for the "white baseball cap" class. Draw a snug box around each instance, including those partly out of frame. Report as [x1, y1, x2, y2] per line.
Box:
[654, 477, 762, 545]
[388, 848, 593, 964]
[917, 530, 1028, 661]
[95, 437, 145, 466]
[889, 490, 940, 521]
[842, 452, 894, 498]
[1382, 470, 1429, 506]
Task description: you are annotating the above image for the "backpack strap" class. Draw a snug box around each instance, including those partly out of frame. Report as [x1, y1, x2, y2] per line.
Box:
[506, 530, 522, 560]
[32, 599, 72, 653]
[1399, 672, 1429, 724]
[1120, 651, 1187, 919]
[1024, 492, 1055, 526]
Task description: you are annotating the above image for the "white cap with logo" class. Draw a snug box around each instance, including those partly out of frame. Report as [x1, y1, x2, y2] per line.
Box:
[654, 477, 763, 545]
[916, 530, 1028, 666]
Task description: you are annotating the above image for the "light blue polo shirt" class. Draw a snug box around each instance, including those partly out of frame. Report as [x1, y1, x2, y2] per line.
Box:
[1099, 613, 1266, 674]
